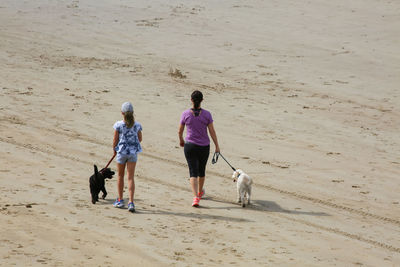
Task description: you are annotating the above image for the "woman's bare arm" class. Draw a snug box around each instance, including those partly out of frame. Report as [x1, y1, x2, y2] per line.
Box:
[208, 122, 220, 153]
[178, 124, 185, 147]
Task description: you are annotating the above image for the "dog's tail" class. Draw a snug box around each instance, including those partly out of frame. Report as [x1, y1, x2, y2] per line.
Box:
[94, 165, 98, 176]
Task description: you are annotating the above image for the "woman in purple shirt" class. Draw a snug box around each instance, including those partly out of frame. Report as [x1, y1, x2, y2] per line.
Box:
[178, 90, 220, 207]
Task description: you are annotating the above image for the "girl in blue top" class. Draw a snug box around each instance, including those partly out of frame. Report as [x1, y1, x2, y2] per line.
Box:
[112, 102, 142, 212]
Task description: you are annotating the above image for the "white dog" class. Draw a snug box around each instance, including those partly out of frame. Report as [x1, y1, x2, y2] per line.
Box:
[232, 169, 253, 207]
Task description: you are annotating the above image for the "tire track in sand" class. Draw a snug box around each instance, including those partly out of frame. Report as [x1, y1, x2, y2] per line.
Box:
[143, 174, 400, 254]
[1, 116, 400, 227]
[0, 116, 400, 226]
[0, 135, 399, 253]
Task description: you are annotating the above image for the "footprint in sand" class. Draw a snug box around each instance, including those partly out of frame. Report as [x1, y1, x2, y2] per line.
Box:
[173, 251, 185, 261]
[67, 0, 79, 9]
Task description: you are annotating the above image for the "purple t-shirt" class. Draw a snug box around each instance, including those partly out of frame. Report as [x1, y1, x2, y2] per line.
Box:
[180, 108, 213, 146]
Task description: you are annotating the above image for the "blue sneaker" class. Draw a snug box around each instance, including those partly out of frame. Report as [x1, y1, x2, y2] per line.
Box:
[113, 198, 124, 208]
[128, 202, 135, 213]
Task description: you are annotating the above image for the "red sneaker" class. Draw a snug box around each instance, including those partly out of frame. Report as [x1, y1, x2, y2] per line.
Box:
[198, 189, 205, 199]
[192, 197, 200, 207]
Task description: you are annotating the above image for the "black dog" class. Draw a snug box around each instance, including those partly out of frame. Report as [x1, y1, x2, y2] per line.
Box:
[89, 165, 115, 204]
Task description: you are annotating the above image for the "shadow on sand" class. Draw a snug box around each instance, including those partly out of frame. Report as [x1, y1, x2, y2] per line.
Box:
[137, 209, 253, 222]
[206, 197, 329, 217]
[96, 196, 328, 220]
[96, 197, 252, 222]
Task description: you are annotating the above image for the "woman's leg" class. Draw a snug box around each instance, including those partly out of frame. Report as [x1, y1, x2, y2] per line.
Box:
[117, 163, 126, 200]
[126, 161, 137, 203]
[197, 145, 210, 195]
[198, 176, 205, 194]
[185, 143, 199, 197]
[190, 177, 199, 197]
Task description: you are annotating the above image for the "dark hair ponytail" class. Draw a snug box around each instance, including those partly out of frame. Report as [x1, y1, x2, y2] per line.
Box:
[191, 90, 203, 109]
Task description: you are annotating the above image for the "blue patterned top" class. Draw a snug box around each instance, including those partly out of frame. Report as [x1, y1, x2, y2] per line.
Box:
[113, 120, 142, 155]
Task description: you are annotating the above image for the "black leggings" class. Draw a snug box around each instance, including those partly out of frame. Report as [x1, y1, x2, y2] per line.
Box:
[184, 142, 210, 178]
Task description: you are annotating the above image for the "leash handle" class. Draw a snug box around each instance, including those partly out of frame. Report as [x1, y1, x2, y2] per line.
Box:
[212, 152, 236, 171]
[100, 154, 116, 173]
[211, 152, 219, 164]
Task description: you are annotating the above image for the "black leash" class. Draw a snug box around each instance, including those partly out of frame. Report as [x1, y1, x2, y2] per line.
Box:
[212, 152, 236, 171]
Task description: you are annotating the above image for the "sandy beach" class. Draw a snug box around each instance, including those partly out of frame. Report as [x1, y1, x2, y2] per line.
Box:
[1, 0, 399, 266]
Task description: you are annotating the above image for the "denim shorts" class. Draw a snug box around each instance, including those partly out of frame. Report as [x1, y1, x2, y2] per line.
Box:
[116, 153, 138, 164]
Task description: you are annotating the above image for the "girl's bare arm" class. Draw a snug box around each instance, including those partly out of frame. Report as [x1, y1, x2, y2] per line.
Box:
[113, 130, 119, 154]
[138, 130, 143, 142]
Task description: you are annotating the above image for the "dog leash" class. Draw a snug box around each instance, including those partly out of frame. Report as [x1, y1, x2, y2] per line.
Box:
[211, 152, 236, 171]
[100, 154, 116, 173]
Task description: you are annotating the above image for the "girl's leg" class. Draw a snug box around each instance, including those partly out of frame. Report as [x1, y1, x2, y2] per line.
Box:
[190, 177, 199, 197]
[126, 161, 137, 203]
[117, 163, 126, 200]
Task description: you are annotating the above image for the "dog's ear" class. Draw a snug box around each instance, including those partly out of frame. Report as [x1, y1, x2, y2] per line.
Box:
[94, 165, 98, 176]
